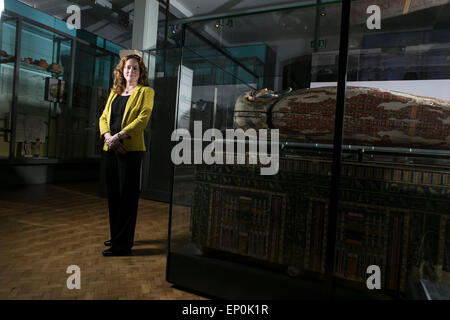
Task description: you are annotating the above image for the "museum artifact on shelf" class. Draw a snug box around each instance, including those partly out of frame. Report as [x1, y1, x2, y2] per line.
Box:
[0, 50, 15, 62]
[48, 62, 62, 73]
[36, 58, 48, 69]
[190, 86, 450, 295]
[44, 77, 65, 103]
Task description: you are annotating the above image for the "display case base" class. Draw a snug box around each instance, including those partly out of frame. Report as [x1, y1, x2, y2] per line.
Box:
[167, 244, 396, 300]
[0, 160, 100, 187]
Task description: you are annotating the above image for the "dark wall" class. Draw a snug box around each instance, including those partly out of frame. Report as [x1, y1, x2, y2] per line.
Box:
[140, 76, 178, 202]
[263, 45, 277, 89]
[282, 55, 312, 90]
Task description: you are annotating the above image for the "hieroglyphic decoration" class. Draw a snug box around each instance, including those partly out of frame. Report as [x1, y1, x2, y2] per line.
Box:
[204, 184, 287, 264]
[191, 156, 450, 293]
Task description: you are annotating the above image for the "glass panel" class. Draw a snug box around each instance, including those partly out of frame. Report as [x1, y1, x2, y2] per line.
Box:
[141, 47, 181, 201]
[113, 55, 120, 74]
[342, 0, 450, 299]
[72, 44, 112, 159]
[105, 40, 124, 56]
[0, 14, 17, 159]
[16, 21, 71, 159]
[168, 1, 347, 299]
[94, 50, 112, 88]
[4, 0, 76, 38]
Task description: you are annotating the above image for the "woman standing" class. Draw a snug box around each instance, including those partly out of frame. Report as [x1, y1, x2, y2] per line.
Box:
[99, 53, 154, 256]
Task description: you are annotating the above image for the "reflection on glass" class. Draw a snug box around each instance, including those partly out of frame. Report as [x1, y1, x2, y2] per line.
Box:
[72, 44, 121, 159]
[336, 0, 450, 299]
[168, 2, 349, 299]
[93, 50, 114, 158]
[181, 46, 257, 132]
[16, 21, 70, 159]
[0, 14, 16, 159]
[72, 45, 113, 159]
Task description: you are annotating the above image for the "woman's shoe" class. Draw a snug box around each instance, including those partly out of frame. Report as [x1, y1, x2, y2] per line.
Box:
[102, 247, 132, 257]
[104, 240, 112, 246]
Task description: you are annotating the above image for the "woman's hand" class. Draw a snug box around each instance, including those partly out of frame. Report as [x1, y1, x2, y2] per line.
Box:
[104, 132, 127, 154]
[104, 132, 112, 142]
[105, 131, 128, 148]
[106, 133, 120, 148]
[110, 141, 127, 155]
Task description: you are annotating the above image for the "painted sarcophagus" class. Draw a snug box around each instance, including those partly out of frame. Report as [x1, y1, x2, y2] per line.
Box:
[191, 156, 450, 294]
[190, 86, 450, 296]
[234, 86, 450, 150]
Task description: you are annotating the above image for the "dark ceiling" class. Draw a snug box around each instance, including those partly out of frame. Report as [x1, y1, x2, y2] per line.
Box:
[16, 0, 307, 48]
[14, 0, 450, 50]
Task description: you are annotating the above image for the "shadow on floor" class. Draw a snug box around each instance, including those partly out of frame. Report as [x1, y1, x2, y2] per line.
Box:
[131, 248, 167, 256]
[134, 239, 167, 246]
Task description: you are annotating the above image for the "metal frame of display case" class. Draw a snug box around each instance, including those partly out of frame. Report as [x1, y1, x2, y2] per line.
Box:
[165, 2, 352, 299]
[165, 5, 353, 296]
[325, 0, 351, 296]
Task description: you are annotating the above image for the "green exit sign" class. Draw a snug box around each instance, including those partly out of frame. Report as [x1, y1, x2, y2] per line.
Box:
[311, 40, 327, 48]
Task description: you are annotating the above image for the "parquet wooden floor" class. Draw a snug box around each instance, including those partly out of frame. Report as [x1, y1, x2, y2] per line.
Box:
[0, 181, 207, 300]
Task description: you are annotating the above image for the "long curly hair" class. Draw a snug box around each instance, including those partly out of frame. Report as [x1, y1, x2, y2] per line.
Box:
[112, 54, 149, 94]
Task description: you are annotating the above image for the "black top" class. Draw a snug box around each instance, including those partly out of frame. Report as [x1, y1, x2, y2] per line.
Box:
[110, 95, 130, 135]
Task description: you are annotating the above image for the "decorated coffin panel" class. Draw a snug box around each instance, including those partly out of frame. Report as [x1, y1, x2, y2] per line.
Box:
[191, 157, 450, 293]
[234, 86, 450, 150]
[204, 185, 287, 264]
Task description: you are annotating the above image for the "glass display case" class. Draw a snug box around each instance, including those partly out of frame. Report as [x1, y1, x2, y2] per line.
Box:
[15, 21, 71, 159]
[167, 1, 343, 300]
[72, 44, 114, 159]
[341, 0, 450, 299]
[0, 4, 123, 162]
[166, 0, 450, 300]
[0, 13, 17, 159]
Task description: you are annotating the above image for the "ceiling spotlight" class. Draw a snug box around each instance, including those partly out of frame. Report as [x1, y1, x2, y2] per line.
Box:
[169, 24, 180, 35]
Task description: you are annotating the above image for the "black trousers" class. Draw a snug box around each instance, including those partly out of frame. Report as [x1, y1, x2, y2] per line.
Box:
[104, 150, 144, 250]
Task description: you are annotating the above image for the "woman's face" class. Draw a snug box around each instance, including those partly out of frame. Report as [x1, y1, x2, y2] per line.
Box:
[123, 58, 140, 84]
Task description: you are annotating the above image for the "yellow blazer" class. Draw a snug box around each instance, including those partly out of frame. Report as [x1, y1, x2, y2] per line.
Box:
[99, 85, 154, 152]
